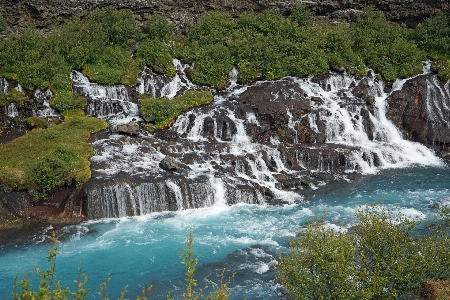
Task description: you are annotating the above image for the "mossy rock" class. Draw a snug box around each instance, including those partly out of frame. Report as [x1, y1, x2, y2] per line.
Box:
[139, 90, 213, 130]
[0, 109, 108, 200]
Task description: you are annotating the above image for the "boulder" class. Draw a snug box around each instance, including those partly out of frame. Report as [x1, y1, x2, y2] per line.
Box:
[159, 155, 179, 171]
[116, 122, 140, 135]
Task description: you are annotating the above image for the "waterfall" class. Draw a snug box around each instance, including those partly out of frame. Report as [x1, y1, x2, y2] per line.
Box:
[6, 103, 18, 118]
[34, 88, 57, 117]
[85, 63, 446, 219]
[71, 71, 140, 128]
[296, 73, 443, 174]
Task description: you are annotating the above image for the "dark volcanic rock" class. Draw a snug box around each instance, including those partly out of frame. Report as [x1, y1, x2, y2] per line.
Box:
[386, 74, 450, 151]
[236, 78, 311, 143]
[1, 0, 449, 33]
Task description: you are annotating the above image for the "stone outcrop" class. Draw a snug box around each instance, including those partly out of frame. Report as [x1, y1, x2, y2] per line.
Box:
[116, 122, 140, 135]
[0, 0, 449, 34]
[386, 74, 450, 152]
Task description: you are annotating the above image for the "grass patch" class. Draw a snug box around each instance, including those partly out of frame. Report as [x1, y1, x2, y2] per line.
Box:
[0, 109, 107, 199]
[139, 90, 213, 130]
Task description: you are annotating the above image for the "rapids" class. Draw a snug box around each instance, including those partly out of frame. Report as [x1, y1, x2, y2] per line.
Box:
[0, 167, 448, 299]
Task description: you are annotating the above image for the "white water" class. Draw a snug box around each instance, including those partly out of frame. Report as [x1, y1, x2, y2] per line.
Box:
[81, 64, 449, 219]
[295, 73, 443, 174]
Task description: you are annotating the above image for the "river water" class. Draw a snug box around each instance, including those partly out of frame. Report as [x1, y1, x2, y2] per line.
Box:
[0, 166, 448, 299]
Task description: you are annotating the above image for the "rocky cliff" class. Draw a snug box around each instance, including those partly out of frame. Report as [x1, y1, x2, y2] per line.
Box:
[1, 0, 449, 33]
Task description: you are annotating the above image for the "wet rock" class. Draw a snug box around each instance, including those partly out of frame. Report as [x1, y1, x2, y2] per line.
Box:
[235, 78, 310, 143]
[159, 155, 179, 171]
[386, 74, 450, 150]
[352, 78, 376, 105]
[116, 122, 140, 135]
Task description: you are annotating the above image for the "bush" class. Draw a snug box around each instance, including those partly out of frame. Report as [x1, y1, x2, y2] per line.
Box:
[413, 11, 450, 59]
[83, 46, 143, 86]
[142, 13, 173, 41]
[278, 204, 450, 299]
[12, 230, 233, 300]
[139, 90, 213, 129]
[289, 4, 314, 27]
[50, 92, 87, 112]
[353, 7, 425, 80]
[87, 7, 138, 48]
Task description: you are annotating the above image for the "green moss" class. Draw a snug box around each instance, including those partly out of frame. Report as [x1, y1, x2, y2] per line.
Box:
[0, 109, 107, 199]
[139, 90, 213, 130]
[0, 90, 31, 107]
[26, 116, 48, 129]
[277, 128, 287, 138]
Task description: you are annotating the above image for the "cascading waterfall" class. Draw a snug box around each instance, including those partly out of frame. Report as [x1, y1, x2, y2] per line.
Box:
[81, 62, 446, 219]
[297, 73, 443, 174]
[33, 88, 57, 117]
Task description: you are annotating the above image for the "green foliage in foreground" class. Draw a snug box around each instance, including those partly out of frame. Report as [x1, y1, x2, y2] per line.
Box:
[278, 204, 450, 299]
[0, 109, 107, 199]
[139, 90, 213, 130]
[12, 230, 233, 300]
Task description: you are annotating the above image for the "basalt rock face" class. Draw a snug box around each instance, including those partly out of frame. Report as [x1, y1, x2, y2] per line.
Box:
[386, 74, 450, 152]
[1, 0, 449, 33]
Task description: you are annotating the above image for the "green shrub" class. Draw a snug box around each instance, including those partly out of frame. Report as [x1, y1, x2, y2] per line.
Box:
[438, 61, 450, 83]
[50, 92, 87, 112]
[83, 46, 143, 86]
[353, 7, 425, 80]
[187, 11, 236, 46]
[143, 13, 173, 41]
[413, 11, 450, 59]
[0, 89, 31, 107]
[0, 109, 107, 198]
[188, 44, 234, 88]
[278, 204, 450, 299]
[289, 3, 314, 27]
[87, 7, 138, 48]
[139, 90, 213, 129]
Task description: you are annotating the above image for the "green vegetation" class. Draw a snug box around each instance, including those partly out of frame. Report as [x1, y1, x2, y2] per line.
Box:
[1, 5, 450, 94]
[0, 110, 107, 199]
[26, 116, 49, 129]
[278, 204, 450, 299]
[0, 89, 31, 107]
[13, 230, 232, 300]
[0, 14, 6, 31]
[139, 90, 213, 130]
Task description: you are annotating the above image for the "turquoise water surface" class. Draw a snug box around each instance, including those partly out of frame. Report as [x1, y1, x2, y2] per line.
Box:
[0, 166, 449, 299]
